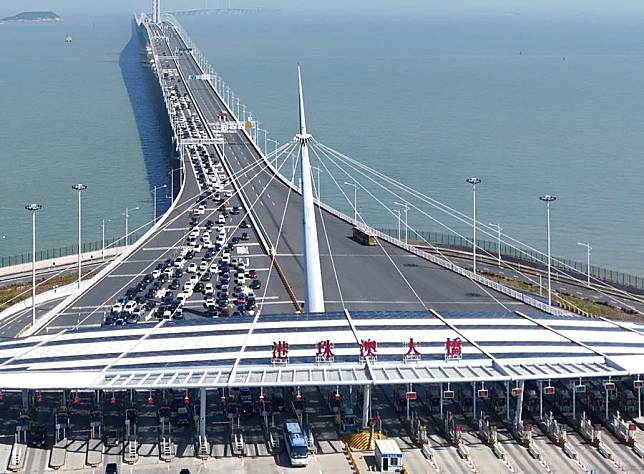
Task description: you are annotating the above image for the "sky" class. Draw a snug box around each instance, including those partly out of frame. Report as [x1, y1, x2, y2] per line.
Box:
[3, 0, 644, 18]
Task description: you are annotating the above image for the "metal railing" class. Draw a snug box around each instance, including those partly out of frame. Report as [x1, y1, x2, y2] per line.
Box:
[0, 233, 144, 269]
[375, 228, 644, 291]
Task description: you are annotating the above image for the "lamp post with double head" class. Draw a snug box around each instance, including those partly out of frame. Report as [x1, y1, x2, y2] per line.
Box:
[465, 177, 482, 274]
[71, 184, 87, 289]
[25, 203, 42, 327]
[539, 194, 557, 308]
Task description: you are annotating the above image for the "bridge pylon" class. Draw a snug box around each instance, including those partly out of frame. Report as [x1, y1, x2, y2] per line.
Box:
[295, 66, 325, 313]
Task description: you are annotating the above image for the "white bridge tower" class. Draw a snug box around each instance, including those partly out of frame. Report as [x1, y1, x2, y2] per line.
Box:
[296, 67, 325, 313]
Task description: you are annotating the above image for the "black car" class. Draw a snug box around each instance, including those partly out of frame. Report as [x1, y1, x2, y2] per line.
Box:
[241, 232, 249, 241]
[174, 269, 184, 278]
[202, 272, 212, 282]
[185, 251, 194, 260]
[135, 295, 146, 304]
[144, 274, 154, 283]
[145, 289, 155, 299]
[105, 463, 118, 474]
[251, 279, 261, 290]
[145, 300, 156, 310]
[163, 292, 174, 304]
[194, 282, 204, 292]
[206, 220, 214, 229]
[240, 220, 249, 228]
[29, 424, 47, 447]
[104, 429, 119, 447]
[159, 273, 169, 283]
[231, 237, 240, 245]
[169, 278, 181, 290]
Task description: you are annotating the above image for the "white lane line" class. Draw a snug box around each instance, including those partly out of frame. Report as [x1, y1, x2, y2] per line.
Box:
[162, 228, 189, 232]
[143, 247, 182, 251]
[107, 274, 147, 278]
[271, 201, 276, 206]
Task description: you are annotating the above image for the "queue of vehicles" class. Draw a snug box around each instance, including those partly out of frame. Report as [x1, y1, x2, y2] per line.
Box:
[104, 82, 261, 327]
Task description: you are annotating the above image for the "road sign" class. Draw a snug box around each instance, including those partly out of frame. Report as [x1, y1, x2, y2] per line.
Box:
[634, 380, 643, 389]
[405, 392, 417, 400]
[511, 387, 523, 397]
[443, 390, 454, 399]
[575, 384, 586, 393]
[543, 386, 555, 395]
[523, 423, 532, 432]
[603, 382, 615, 391]
[477, 389, 488, 399]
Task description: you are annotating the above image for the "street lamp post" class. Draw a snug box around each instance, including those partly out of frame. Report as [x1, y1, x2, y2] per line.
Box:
[101, 218, 111, 261]
[25, 203, 42, 328]
[539, 194, 557, 308]
[394, 202, 409, 243]
[267, 138, 279, 167]
[489, 223, 502, 267]
[169, 168, 180, 202]
[466, 177, 482, 274]
[394, 209, 401, 240]
[71, 184, 88, 289]
[311, 166, 321, 199]
[124, 206, 140, 246]
[152, 184, 168, 224]
[344, 181, 358, 222]
[236, 97, 240, 120]
[577, 241, 592, 288]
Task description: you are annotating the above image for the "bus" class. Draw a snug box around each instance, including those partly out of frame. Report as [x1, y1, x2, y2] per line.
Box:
[352, 227, 377, 246]
[283, 420, 309, 466]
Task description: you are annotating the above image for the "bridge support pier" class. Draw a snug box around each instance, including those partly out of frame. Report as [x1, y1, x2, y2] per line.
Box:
[514, 380, 524, 430]
[362, 385, 371, 429]
[21, 390, 29, 410]
[199, 388, 206, 441]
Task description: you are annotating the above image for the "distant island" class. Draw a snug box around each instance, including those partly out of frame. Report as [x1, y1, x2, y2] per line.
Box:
[0, 11, 61, 24]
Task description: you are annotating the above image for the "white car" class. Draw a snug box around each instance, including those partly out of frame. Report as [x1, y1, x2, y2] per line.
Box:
[184, 281, 194, 292]
[199, 261, 209, 272]
[204, 283, 214, 295]
[187, 263, 198, 273]
[111, 303, 123, 313]
[152, 269, 161, 279]
[189, 275, 199, 284]
[123, 301, 137, 314]
[194, 244, 203, 254]
[176, 292, 187, 304]
[196, 205, 206, 215]
[174, 257, 185, 268]
[217, 215, 225, 224]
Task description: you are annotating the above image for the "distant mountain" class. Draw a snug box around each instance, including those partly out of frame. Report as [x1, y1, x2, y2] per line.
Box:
[1, 11, 61, 23]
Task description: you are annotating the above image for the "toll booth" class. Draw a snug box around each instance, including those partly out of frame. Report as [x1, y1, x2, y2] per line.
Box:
[158, 406, 174, 462]
[374, 439, 403, 472]
[86, 410, 103, 467]
[231, 427, 245, 456]
[123, 408, 138, 464]
[8, 414, 30, 472]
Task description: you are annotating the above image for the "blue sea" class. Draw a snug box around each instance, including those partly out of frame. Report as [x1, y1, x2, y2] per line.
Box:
[1, 9, 643, 275]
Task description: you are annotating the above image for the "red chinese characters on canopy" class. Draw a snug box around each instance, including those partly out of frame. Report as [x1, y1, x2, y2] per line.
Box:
[445, 337, 462, 360]
[272, 340, 289, 363]
[359, 339, 377, 360]
[403, 337, 421, 361]
[316, 339, 334, 362]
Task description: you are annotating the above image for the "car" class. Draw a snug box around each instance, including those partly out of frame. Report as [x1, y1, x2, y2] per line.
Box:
[247, 269, 257, 279]
[144, 274, 154, 283]
[240, 220, 249, 228]
[163, 292, 174, 304]
[169, 278, 181, 290]
[184, 250, 194, 260]
[194, 282, 204, 292]
[189, 275, 199, 284]
[105, 429, 119, 447]
[111, 303, 123, 313]
[29, 424, 47, 448]
[145, 300, 156, 311]
[123, 301, 137, 314]
[202, 271, 212, 282]
[174, 269, 184, 278]
[199, 261, 209, 272]
[152, 269, 161, 279]
[184, 281, 194, 291]
[251, 279, 261, 290]
[187, 262, 198, 273]
[241, 232, 249, 241]
[174, 257, 185, 268]
[105, 463, 119, 474]
[231, 206, 241, 215]
[173, 307, 184, 319]
[204, 283, 214, 295]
